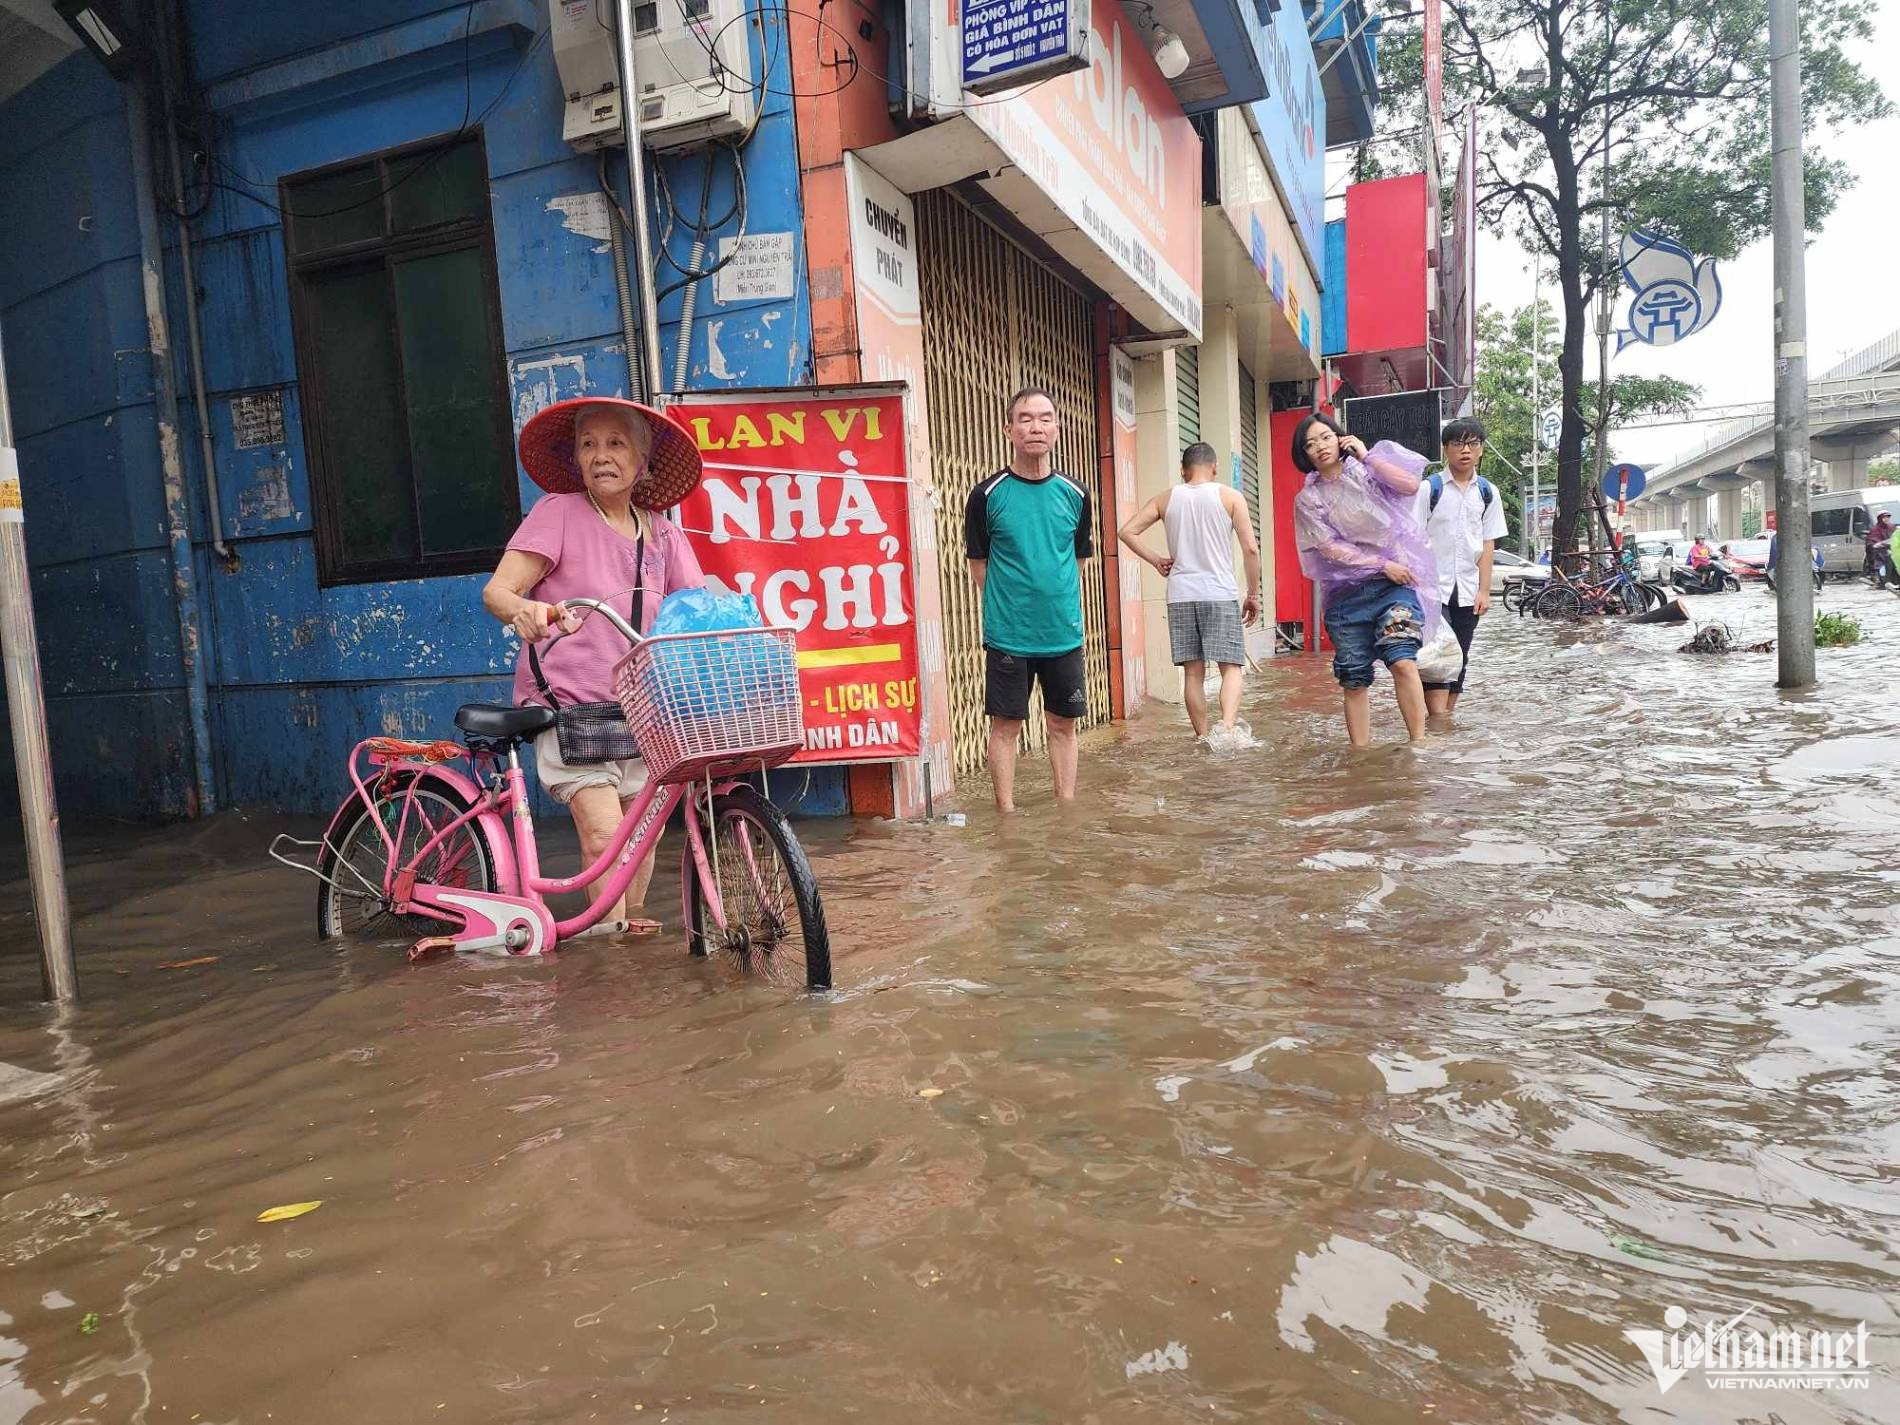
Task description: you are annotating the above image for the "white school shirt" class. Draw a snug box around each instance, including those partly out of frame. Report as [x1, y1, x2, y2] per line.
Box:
[1414, 472, 1510, 605]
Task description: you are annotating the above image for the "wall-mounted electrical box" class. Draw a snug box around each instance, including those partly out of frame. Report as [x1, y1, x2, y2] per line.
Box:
[549, 0, 757, 153]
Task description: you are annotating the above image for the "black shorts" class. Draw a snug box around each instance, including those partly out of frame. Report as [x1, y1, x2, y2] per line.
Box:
[985, 646, 1088, 722]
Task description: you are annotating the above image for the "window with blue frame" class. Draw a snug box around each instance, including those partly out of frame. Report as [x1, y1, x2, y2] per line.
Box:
[282, 132, 519, 586]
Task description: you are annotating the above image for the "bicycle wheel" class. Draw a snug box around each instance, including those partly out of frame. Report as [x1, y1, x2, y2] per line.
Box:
[687, 784, 832, 991]
[1536, 585, 1583, 621]
[1501, 581, 1526, 614]
[317, 774, 497, 940]
[1614, 581, 1647, 615]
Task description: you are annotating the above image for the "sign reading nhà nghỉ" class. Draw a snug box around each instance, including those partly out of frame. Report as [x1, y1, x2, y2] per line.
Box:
[672, 389, 922, 763]
[713, 231, 797, 305]
[967, 0, 1203, 338]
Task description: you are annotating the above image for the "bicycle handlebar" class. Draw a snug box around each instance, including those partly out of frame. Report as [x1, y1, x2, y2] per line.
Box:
[558, 596, 643, 647]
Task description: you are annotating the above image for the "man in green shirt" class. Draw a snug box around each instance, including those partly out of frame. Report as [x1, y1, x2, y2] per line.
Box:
[964, 388, 1093, 812]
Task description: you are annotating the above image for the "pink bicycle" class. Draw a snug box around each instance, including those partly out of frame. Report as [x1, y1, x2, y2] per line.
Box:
[273, 597, 831, 991]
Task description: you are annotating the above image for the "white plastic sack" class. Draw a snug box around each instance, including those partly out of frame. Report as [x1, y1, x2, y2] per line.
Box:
[1414, 630, 1464, 683]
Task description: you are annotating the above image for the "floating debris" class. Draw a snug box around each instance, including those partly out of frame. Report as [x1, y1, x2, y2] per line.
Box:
[1680, 624, 1774, 655]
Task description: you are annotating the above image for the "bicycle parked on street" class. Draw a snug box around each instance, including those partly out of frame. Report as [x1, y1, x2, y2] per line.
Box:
[274, 596, 832, 990]
[1525, 556, 1649, 620]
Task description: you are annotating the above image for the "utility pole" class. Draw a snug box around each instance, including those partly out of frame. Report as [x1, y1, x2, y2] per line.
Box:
[1770, 0, 1816, 686]
[0, 318, 76, 1002]
[613, 0, 665, 404]
[1527, 252, 1541, 557]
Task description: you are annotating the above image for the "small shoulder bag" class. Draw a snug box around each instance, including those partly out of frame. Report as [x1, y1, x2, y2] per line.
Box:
[525, 535, 643, 764]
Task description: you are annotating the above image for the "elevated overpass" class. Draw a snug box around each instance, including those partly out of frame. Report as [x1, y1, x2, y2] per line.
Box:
[1627, 329, 1900, 539]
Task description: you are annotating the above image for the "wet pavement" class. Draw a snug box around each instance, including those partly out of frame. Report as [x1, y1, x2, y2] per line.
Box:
[2, 584, 1898, 1423]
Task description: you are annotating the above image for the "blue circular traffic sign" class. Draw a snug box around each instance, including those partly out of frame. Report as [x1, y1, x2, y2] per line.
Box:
[1603, 462, 1647, 501]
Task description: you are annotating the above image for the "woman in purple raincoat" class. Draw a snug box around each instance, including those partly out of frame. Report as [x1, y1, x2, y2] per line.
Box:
[1290, 414, 1438, 747]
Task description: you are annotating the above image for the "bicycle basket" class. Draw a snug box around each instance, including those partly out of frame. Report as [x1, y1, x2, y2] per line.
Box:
[614, 627, 803, 784]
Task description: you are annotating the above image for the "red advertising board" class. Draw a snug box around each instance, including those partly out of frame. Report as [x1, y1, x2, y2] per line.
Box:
[670, 387, 922, 764]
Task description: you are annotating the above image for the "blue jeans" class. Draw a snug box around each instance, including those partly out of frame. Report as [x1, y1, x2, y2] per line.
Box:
[1323, 578, 1424, 689]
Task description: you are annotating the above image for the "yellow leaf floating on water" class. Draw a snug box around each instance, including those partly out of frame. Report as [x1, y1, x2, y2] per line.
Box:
[257, 1201, 323, 1223]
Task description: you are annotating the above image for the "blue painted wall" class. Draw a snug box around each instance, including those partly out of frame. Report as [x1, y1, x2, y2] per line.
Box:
[0, 0, 850, 820]
[1322, 218, 1347, 357]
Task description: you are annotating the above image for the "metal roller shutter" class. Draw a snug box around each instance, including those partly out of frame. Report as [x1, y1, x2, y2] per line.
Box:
[1177, 345, 1201, 449]
[914, 188, 1111, 783]
[1239, 361, 1260, 530]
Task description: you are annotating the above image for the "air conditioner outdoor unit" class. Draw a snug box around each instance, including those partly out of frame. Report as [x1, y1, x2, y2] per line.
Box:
[548, 0, 757, 153]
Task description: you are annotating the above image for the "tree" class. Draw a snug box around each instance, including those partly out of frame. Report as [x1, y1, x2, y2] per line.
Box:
[1440, 0, 1887, 558]
[1869, 455, 1900, 487]
[1471, 299, 1698, 548]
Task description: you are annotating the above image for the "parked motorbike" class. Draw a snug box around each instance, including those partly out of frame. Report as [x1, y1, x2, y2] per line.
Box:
[1671, 558, 1741, 595]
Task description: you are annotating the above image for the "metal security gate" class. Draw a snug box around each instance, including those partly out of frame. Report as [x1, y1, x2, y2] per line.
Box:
[1177, 345, 1201, 448]
[1239, 360, 1260, 531]
[914, 188, 1110, 783]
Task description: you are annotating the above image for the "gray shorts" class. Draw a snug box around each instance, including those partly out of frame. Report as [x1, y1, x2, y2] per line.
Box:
[1167, 599, 1246, 666]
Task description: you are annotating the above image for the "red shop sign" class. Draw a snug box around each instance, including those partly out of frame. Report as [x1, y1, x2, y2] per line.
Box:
[671, 385, 923, 764]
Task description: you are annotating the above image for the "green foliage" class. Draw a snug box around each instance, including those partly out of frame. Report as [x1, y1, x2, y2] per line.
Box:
[79, 1312, 100, 1336]
[1869, 456, 1900, 487]
[1413, 0, 1890, 554]
[1815, 611, 1863, 648]
[1446, 0, 1889, 276]
[1471, 300, 1700, 544]
[1742, 510, 1762, 538]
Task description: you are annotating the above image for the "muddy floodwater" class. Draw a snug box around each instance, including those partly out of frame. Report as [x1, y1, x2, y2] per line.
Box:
[3, 587, 1899, 1423]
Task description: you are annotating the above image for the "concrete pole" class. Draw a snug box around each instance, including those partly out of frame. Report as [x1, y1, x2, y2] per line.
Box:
[1527, 253, 1540, 556]
[613, 0, 665, 404]
[0, 318, 77, 1002]
[1770, 0, 1816, 686]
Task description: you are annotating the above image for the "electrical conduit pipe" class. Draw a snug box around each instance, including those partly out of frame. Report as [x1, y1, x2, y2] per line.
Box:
[127, 74, 217, 816]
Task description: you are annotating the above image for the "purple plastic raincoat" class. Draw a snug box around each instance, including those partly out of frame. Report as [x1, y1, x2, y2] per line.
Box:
[1292, 440, 1441, 641]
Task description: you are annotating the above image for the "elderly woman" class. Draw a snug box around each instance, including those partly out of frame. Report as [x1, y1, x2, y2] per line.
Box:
[483, 397, 705, 930]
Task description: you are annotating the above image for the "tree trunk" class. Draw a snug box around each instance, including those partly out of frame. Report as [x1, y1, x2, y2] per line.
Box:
[1552, 153, 1588, 562]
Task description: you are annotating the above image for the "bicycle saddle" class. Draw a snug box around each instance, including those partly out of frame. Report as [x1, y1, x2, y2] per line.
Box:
[454, 703, 557, 740]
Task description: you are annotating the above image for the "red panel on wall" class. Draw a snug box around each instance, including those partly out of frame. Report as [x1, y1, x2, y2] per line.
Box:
[1344, 175, 1429, 354]
[1271, 409, 1311, 626]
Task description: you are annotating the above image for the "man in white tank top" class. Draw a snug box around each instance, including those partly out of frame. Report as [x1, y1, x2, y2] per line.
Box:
[1117, 443, 1262, 737]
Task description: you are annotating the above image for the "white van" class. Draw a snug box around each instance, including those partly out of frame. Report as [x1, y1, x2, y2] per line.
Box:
[1809, 488, 1900, 576]
[1634, 529, 1686, 580]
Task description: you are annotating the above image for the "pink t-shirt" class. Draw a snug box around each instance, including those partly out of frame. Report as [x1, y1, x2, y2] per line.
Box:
[507, 493, 705, 707]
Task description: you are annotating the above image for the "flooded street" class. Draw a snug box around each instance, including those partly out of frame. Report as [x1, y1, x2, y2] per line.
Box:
[3, 586, 1899, 1423]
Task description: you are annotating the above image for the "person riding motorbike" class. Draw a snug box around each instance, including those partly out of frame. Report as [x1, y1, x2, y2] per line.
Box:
[1683, 536, 1730, 594]
[1866, 513, 1896, 589]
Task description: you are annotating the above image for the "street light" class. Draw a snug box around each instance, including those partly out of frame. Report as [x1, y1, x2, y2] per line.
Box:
[1149, 25, 1190, 80]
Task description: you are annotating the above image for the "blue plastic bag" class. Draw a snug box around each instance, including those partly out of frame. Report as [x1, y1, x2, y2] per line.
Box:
[646, 589, 795, 722]
[652, 587, 765, 637]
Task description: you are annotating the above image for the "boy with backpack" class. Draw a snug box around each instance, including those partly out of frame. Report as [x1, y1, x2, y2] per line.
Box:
[1413, 417, 1508, 716]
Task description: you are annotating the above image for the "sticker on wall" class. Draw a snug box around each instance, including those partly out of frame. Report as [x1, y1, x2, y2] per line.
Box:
[546, 192, 613, 252]
[230, 391, 286, 450]
[0, 447, 21, 524]
[713, 232, 796, 305]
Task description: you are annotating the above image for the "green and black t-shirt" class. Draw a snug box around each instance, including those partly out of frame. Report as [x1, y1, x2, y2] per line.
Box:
[964, 469, 1093, 656]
